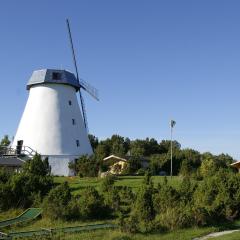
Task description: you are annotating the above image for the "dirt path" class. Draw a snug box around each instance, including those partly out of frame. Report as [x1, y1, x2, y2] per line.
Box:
[193, 229, 240, 240]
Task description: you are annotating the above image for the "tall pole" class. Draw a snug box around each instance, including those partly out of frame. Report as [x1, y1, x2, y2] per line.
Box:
[170, 120, 176, 177]
[170, 123, 173, 177]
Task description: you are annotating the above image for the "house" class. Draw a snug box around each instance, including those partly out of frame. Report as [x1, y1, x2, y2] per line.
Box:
[0, 157, 25, 172]
[102, 154, 149, 175]
[103, 155, 128, 175]
[230, 161, 240, 172]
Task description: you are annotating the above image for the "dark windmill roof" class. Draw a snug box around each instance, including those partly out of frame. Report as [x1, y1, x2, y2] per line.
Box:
[27, 69, 80, 91]
[0, 157, 25, 167]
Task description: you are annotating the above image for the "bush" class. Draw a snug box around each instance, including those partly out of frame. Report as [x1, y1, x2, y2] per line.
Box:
[136, 168, 146, 176]
[43, 182, 72, 220]
[154, 204, 194, 230]
[69, 155, 99, 177]
[193, 169, 240, 223]
[122, 173, 155, 233]
[121, 156, 141, 175]
[100, 175, 116, 192]
[78, 187, 110, 219]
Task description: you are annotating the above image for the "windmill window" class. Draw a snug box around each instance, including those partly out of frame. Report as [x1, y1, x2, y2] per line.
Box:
[76, 140, 80, 147]
[52, 72, 62, 80]
[68, 100, 72, 106]
[72, 119, 75, 125]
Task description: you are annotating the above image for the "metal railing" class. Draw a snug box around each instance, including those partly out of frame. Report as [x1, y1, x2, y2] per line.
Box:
[0, 146, 37, 158]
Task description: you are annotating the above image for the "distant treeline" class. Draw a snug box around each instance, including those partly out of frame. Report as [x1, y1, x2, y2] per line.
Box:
[70, 134, 235, 177]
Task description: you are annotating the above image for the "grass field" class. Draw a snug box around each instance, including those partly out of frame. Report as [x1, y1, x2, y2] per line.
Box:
[0, 208, 217, 240]
[54, 175, 182, 195]
[211, 231, 240, 239]
[0, 176, 236, 239]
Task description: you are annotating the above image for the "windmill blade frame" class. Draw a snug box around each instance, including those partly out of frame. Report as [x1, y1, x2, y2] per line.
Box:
[80, 78, 99, 101]
[66, 18, 88, 130]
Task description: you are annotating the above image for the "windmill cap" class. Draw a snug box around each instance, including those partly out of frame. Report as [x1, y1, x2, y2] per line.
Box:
[27, 69, 80, 91]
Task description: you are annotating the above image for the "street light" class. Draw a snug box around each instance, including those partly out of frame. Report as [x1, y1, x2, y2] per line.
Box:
[170, 120, 176, 177]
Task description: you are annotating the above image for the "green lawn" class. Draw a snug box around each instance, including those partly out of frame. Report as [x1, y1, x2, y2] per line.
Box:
[54, 176, 181, 195]
[0, 176, 235, 239]
[209, 231, 240, 240]
[42, 227, 217, 240]
[0, 209, 217, 240]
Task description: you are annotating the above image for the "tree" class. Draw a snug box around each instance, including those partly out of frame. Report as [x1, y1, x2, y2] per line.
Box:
[88, 134, 99, 151]
[23, 154, 51, 176]
[130, 140, 145, 157]
[122, 156, 141, 175]
[43, 182, 72, 220]
[110, 135, 126, 156]
[0, 135, 11, 146]
[79, 187, 109, 219]
[7, 154, 53, 208]
[200, 157, 217, 178]
[179, 159, 193, 177]
[149, 154, 168, 175]
[69, 155, 99, 177]
[95, 143, 110, 161]
[193, 169, 240, 222]
[123, 173, 155, 233]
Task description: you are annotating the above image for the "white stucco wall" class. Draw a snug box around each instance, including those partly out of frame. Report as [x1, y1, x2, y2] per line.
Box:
[12, 83, 93, 175]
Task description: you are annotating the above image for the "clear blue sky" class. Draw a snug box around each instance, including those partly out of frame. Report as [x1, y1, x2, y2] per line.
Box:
[1, 0, 240, 159]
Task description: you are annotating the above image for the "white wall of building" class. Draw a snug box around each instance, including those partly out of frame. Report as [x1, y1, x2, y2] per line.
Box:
[12, 83, 93, 175]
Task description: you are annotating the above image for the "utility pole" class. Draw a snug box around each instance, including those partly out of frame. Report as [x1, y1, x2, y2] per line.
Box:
[170, 120, 176, 177]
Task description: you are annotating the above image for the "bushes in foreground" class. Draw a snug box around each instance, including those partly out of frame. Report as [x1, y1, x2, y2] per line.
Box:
[0, 154, 53, 210]
[120, 170, 240, 233]
[43, 175, 135, 221]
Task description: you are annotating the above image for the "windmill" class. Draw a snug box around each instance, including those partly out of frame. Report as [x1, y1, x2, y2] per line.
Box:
[12, 20, 99, 176]
[66, 19, 99, 133]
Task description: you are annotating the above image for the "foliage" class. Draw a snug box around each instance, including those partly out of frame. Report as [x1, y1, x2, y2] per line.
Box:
[100, 174, 116, 192]
[69, 155, 99, 177]
[121, 173, 155, 233]
[0, 167, 12, 184]
[43, 181, 72, 220]
[0, 135, 11, 146]
[0, 135, 11, 155]
[199, 153, 233, 178]
[122, 156, 141, 175]
[88, 134, 99, 151]
[78, 186, 110, 219]
[0, 154, 53, 210]
[69, 135, 235, 177]
[23, 154, 51, 176]
[193, 169, 240, 223]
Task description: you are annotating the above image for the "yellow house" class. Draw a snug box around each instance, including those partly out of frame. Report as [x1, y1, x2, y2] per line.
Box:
[230, 161, 240, 172]
[103, 155, 128, 175]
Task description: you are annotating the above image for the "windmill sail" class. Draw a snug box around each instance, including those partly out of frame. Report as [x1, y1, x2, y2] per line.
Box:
[80, 78, 99, 101]
[66, 18, 88, 130]
[66, 19, 99, 132]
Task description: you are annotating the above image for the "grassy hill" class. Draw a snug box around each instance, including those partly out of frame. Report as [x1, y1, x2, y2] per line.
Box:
[54, 175, 182, 195]
[0, 176, 236, 240]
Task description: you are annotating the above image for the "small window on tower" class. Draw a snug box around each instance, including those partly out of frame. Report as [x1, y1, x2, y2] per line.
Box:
[72, 119, 75, 125]
[76, 140, 80, 147]
[52, 72, 62, 80]
[68, 100, 72, 106]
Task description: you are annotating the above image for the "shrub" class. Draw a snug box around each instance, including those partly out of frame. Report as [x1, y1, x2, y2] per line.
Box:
[78, 187, 109, 219]
[153, 183, 179, 214]
[154, 204, 194, 230]
[193, 169, 240, 223]
[125, 176, 155, 232]
[43, 182, 72, 220]
[69, 155, 99, 177]
[100, 175, 116, 192]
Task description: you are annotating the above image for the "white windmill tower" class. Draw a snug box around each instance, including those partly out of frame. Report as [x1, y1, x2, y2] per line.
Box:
[12, 19, 99, 176]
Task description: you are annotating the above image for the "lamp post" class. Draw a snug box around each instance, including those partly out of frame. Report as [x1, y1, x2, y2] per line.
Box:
[170, 120, 176, 177]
